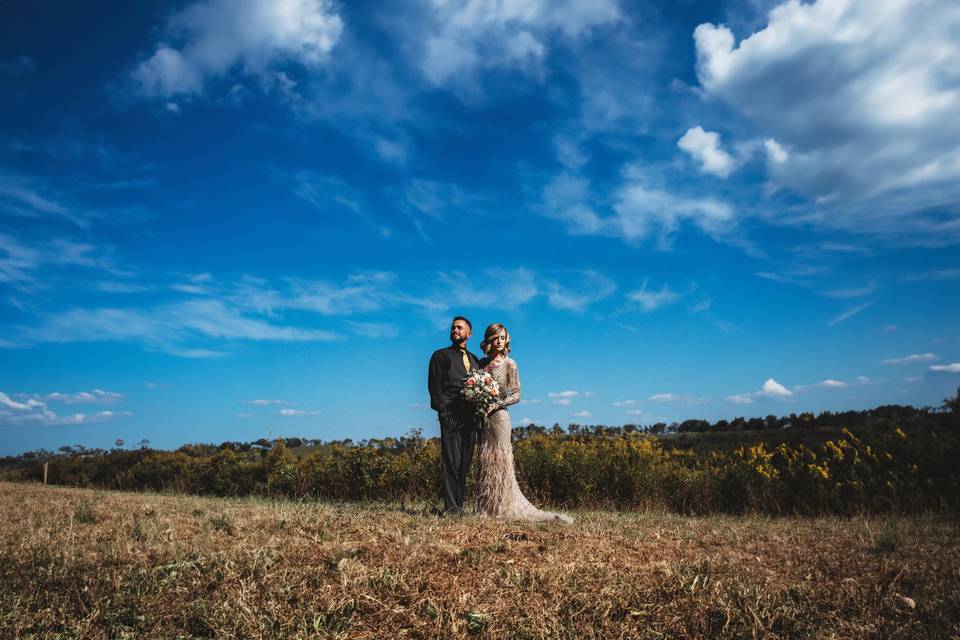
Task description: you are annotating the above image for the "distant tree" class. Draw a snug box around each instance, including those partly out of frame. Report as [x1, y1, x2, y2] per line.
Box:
[943, 387, 960, 414]
[679, 419, 709, 433]
[114, 438, 125, 448]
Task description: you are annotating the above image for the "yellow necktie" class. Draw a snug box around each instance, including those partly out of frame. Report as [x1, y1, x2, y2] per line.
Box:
[460, 348, 471, 372]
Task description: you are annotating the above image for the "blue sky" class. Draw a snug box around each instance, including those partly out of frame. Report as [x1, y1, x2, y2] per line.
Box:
[1, 0, 959, 455]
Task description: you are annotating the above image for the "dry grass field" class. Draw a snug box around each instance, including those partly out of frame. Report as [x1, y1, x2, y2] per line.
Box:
[1, 481, 958, 639]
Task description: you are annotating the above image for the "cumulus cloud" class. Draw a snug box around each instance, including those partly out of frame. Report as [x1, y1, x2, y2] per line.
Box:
[548, 390, 582, 406]
[0, 390, 130, 427]
[727, 377, 794, 403]
[245, 399, 290, 406]
[882, 353, 938, 365]
[694, 0, 960, 243]
[132, 0, 343, 99]
[677, 126, 737, 178]
[571, 410, 592, 419]
[930, 363, 960, 373]
[761, 378, 793, 398]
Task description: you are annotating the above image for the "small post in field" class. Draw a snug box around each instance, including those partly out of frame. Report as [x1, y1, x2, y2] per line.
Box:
[43, 462, 48, 485]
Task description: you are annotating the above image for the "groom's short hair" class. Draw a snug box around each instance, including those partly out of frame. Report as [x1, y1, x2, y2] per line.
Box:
[451, 315, 472, 330]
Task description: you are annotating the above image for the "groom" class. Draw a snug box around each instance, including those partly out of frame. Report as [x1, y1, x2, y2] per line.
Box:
[427, 316, 481, 514]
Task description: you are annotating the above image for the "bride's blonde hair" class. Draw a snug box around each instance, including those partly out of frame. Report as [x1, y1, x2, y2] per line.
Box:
[480, 323, 511, 355]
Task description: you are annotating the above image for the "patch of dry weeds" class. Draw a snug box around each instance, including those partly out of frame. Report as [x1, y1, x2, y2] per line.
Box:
[1, 482, 958, 639]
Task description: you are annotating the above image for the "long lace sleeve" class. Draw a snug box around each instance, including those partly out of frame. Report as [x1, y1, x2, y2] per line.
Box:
[500, 360, 521, 407]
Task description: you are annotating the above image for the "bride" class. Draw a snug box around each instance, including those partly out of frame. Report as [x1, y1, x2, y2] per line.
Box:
[475, 323, 574, 524]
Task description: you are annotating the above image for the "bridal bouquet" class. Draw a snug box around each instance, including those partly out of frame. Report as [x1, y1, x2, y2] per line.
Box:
[461, 369, 500, 433]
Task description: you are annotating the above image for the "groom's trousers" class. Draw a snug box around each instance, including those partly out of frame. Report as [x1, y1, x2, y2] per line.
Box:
[438, 403, 477, 513]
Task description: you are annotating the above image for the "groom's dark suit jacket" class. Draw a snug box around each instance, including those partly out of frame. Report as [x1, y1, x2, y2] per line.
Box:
[427, 345, 481, 415]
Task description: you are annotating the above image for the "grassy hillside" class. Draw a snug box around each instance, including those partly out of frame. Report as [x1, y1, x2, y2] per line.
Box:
[1, 482, 958, 639]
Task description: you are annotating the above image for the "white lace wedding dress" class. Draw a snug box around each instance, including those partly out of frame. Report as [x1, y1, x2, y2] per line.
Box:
[475, 357, 574, 524]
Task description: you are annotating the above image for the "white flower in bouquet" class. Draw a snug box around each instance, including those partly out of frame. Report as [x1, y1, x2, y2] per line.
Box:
[461, 369, 501, 432]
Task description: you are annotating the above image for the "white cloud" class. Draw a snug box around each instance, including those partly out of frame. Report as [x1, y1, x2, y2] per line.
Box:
[727, 377, 793, 403]
[0, 231, 129, 291]
[417, 0, 620, 88]
[827, 301, 875, 326]
[626, 280, 678, 312]
[882, 353, 938, 365]
[0, 390, 130, 427]
[612, 399, 636, 407]
[763, 138, 788, 165]
[612, 169, 736, 247]
[571, 410, 592, 419]
[694, 0, 960, 243]
[516, 417, 535, 427]
[648, 393, 676, 402]
[279, 408, 320, 416]
[245, 399, 290, 406]
[548, 390, 581, 406]
[132, 0, 343, 99]
[14, 298, 340, 356]
[40, 389, 124, 405]
[543, 270, 616, 312]
[438, 267, 539, 310]
[931, 363, 960, 373]
[677, 126, 737, 178]
[820, 379, 847, 388]
[761, 378, 793, 398]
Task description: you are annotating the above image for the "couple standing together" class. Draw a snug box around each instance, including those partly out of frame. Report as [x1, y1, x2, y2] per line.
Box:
[427, 316, 573, 524]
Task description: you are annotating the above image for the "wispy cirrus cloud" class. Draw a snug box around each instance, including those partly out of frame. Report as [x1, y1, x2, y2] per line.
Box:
[827, 301, 875, 327]
[9, 298, 340, 357]
[882, 353, 938, 365]
[0, 232, 130, 292]
[625, 279, 678, 312]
